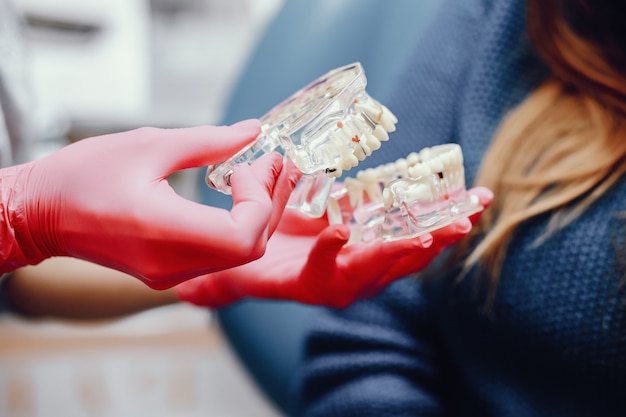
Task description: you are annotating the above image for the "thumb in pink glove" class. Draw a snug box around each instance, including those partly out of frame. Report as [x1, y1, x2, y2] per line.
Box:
[0, 119, 302, 288]
[175, 187, 493, 308]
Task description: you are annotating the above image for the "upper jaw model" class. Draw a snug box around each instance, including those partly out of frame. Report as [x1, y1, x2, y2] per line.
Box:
[205, 62, 397, 218]
[327, 143, 483, 244]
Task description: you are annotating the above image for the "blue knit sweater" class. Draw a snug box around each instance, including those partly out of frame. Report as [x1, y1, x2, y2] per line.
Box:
[297, 0, 626, 416]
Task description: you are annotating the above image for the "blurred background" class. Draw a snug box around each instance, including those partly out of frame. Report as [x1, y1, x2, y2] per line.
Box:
[1, 0, 286, 416]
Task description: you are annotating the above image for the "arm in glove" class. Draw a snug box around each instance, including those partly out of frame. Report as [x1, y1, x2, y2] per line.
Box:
[0, 119, 302, 289]
[175, 187, 493, 308]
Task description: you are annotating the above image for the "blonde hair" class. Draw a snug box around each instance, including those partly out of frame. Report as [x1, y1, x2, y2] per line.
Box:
[456, 0, 626, 302]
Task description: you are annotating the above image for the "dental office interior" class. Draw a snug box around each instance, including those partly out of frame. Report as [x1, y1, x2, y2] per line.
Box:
[0, 0, 287, 416]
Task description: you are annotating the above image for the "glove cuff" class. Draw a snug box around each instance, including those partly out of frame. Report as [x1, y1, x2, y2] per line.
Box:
[0, 163, 48, 271]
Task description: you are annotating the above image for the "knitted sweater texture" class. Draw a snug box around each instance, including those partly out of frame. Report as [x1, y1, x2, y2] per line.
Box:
[298, 0, 626, 416]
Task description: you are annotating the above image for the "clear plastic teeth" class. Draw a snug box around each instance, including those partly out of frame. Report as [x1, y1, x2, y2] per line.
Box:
[205, 62, 397, 218]
[326, 143, 483, 243]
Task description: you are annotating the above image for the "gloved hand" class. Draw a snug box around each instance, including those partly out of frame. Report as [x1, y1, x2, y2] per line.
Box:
[0, 119, 302, 289]
[175, 187, 493, 308]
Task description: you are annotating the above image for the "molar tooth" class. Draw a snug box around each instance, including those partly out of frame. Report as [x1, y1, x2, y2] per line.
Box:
[329, 130, 358, 171]
[427, 157, 444, 173]
[355, 110, 390, 142]
[406, 182, 434, 202]
[452, 146, 463, 164]
[408, 162, 430, 179]
[373, 125, 389, 141]
[340, 154, 359, 170]
[440, 151, 454, 169]
[382, 104, 398, 124]
[364, 132, 381, 151]
[355, 102, 381, 122]
[395, 158, 409, 178]
[326, 166, 343, 178]
[407, 152, 420, 165]
[379, 105, 397, 132]
[419, 147, 434, 161]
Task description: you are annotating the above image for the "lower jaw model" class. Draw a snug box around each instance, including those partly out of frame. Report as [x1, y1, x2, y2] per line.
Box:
[324, 143, 483, 244]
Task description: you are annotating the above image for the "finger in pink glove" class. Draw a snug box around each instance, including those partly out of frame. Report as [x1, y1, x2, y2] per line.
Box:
[0, 119, 301, 288]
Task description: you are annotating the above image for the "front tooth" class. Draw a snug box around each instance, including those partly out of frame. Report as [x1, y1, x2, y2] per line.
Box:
[382, 162, 398, 182]
[382, 187, 394, 208]
[353, 144, 367, 161]
[326, 196, 343, 224]
[345, 177, 365, 207]
[357, 168, 383, 202]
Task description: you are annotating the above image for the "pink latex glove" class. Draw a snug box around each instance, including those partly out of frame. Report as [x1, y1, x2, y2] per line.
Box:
[0, 119, 302, 289]
[176, 187, 493, 308]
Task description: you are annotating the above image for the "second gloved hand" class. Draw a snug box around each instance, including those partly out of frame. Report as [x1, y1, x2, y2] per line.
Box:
[1, 120, 302, 288]
[175, 187, 493, 308]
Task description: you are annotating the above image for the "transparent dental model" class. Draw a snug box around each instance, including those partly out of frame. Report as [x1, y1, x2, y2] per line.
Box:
[326, 144, 483, 243]
[205, 62, 398, 218]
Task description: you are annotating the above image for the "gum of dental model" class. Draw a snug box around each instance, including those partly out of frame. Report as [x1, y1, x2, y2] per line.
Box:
[326, 143, 483, 244]
[205, 62, 397, 218]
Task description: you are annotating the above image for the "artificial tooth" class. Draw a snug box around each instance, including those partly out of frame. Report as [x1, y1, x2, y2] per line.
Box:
[382, 104, 398, 124]
[427, 157, 444, 173]
[373, 125, 389, 141]
[355, 102, 381, 122]
[326, 166, 342, 178]
[326, 196, 343, 224]
[419, 147, 434, 161]
[406, 182, 434, 202]
[407, 152, 420, 165]
[340, 154, 359, 170]
[357, 168, 383, 202]
[353, 145, 367, 161]
[345, 177, 365, 207]
[364, 133, 381, 151]
[382, 187, 394, 209]
[440, 151, 454, 168]
[329, 130, 358, 171]
[382, 162, 398, 178]
[408, 162, 430, 179]
[378, 105, 397, 132]
[395, 158, 409, 178]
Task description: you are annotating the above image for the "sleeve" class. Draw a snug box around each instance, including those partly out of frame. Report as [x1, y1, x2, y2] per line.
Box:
[297, 278, 452, 417]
